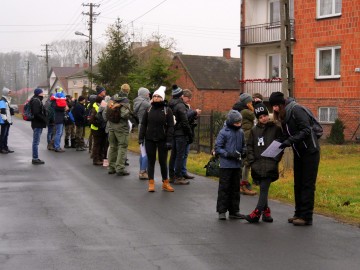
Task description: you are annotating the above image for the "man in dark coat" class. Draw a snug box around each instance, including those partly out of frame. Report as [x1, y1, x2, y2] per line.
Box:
[30, 88, 47, 164]
[72, 96, 87, 151]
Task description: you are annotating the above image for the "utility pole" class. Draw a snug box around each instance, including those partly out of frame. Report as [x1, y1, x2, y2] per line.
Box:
[38, 44, 51, 88]
[280, 0, 293, 98]
[82, 3, 100, 91]
[25, 60, 30, 101]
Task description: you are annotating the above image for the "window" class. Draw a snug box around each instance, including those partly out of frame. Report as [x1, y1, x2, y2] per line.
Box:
[316, 46, 341, 79]
[319, 107, 337, 123]
[317, 0, 342, 18]
[83, 80, 88, 86]
[269, 0, 280, 25]
[73, 80, 77, 86]
[268, 54, 281, 78]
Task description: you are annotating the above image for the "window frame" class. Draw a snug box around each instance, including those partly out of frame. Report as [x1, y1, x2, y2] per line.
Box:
[268, 53, 281, 79]
[318, 107, 338, 123]
[316, 46, 341, 79]
[317, 0, 342, 19]
[268, 0, 281, 26]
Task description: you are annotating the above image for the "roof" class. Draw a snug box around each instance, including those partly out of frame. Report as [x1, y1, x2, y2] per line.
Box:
[175, 54, 240, 90]
[67, 65, 98, 79]
[51, 67, 81, 78]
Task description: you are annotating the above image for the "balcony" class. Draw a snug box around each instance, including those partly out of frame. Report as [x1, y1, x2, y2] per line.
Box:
[240, 20, 295, 46]
[240, 78, 282, 99]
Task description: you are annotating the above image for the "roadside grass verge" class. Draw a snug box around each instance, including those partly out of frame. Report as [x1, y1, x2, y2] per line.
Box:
[128, 133, 360, 226]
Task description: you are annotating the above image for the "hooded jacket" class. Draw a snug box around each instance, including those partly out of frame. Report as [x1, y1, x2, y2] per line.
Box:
[0, 88, 13, 125]
[168, 97, 192, 137]
[30, 96, 47, 129]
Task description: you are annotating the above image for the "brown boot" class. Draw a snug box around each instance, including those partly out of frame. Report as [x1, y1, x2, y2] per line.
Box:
[148, 179, 155, 192]
[162, 179, 174, 192]
[240, 185, 257, 196]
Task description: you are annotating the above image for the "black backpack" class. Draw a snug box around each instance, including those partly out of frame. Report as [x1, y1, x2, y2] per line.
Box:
[294, 105, 323, 139]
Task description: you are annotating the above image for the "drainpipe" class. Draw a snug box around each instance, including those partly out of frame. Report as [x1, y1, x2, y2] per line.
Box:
[239, 0, 243, 94]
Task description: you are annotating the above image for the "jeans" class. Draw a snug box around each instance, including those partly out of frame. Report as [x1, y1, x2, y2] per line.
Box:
[47, 124, 55, 144]
[32, 128, 43, 159]
[54, 123, 64, 150]
[139, 142, 148, 172]
[0, 123, 10, 150]
[169, 136, 188, 178]
[181, 144, 190, 175]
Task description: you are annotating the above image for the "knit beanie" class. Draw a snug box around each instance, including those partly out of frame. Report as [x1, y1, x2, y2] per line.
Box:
[121, 84, 131, 93]
[269, 91, 285, 106]
[171, 84, 183, 97]
[2, 87, 11, 96]
[153, 86, 166, 100]
[96, 85, 105, 95]
[254, 102, 269, 119]
[226, 109, 242, 125]
[239, 93, 253, 105]
[34, 88, 43, 96]
[138, 87, 150, 97]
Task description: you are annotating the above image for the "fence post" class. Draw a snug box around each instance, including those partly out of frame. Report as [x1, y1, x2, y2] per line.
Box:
[197, 115, 200, 153]
[210, 110, 214, 152]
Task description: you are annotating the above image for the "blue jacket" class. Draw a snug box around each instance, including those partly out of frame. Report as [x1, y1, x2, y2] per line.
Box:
[215, 124, 246, 168]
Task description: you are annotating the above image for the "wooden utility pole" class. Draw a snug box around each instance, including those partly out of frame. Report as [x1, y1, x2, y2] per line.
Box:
[280, 0, 293, 98]
[38, 44, 51, 88]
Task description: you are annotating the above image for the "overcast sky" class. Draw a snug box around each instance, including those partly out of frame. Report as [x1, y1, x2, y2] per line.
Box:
[0, 0, 240, 58]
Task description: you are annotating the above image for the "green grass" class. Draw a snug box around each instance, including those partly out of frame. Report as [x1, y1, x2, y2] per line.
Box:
[129, 132, 360, 226]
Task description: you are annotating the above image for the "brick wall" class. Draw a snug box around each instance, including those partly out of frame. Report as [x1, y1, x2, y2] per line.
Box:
[172, 57, 240, 113]
[294, 0, 360, 140]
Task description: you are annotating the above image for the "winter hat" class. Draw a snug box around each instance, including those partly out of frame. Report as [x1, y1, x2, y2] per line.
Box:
[121, 84, 131, 93]
[34, 88, 43, 96]
[2, 87, 11, 96]
[254, 102, 269, 119]
[89, 94, 97, 103]
[171, 84, 183, 97]
[226, 109, 242, 125]
[153, 86, 166, 100]
[78, 96, 86, 102]
[239, 93, 253, 105]
[96, 85, 105, 95]
[269, 91, 285, 106]
[138, 87, 150, 97]
[55, 86, 63, 93]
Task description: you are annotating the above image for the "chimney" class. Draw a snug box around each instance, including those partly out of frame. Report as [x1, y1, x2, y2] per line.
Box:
[83, 63, 89, 68]
[223, 48, 231, 59]
[75, 63, 80, 68]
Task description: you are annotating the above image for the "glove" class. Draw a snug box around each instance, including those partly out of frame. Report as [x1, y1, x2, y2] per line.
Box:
[227, 152, 241, 159]
[166, 143, 172, 150]
[138, 139, 144, 145]
[279, 140, 291, 149]
[241, 152, 247, 159]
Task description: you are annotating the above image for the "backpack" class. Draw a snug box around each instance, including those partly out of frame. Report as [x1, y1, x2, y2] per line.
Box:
[204, 155, 220, 177]
[106, 100, 122, 123]
[295, 105, 323, 139]
[23, 99, 34, 121]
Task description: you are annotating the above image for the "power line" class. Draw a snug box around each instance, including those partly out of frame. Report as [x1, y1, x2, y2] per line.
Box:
[127, 0, 169, 25]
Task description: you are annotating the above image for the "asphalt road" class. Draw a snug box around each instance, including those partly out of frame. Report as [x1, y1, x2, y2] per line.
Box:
[1, 118, 359, 270]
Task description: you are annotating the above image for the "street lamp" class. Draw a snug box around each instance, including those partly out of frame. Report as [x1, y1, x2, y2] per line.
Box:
[75, 31, 93, 91]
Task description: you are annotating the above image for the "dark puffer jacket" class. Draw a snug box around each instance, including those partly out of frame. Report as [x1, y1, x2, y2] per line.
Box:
[30, 96, 47, 129]
[139, 101, 174, 144]
[282, 100, 320, 157]
[168, 97, 192, 138]
[247, 121, 283, 183]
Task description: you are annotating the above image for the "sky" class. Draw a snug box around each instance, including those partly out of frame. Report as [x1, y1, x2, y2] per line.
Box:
[0, 0, 240, 58]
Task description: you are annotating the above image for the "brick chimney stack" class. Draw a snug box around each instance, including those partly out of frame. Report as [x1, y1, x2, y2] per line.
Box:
[223, 48, 231, 59]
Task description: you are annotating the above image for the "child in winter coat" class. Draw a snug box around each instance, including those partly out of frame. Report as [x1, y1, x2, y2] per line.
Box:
[215, 110, 246, 220]
[245, 103, 283, 223]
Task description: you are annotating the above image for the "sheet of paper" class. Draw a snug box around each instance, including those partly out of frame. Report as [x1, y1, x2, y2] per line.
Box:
[140, 143, 146, 157]
[261, 140, 283, 158]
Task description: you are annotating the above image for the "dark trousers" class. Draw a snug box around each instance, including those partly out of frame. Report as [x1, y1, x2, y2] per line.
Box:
[145, 140, 168, 181]
[293, 150, 320, 220]
[255, 179, 272, 211]
[92, 129, 107, 163]
[216, 168, 241, 214]
[0, 123, 10, 150]
[169, 136, 188, 178]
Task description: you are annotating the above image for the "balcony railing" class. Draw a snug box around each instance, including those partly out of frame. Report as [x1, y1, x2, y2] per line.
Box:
[240, 79, 282, 99]
[240, 20, 295, 46]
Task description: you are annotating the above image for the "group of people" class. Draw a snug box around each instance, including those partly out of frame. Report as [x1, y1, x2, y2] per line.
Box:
[1, 84, 320, 226]
[216, 91, 320, 226]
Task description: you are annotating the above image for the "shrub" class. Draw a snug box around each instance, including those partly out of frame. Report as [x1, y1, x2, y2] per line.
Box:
[327, 118, 345, 145]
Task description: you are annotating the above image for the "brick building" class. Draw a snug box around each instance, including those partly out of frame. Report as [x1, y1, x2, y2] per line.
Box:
[171, 49, 240, 113]
[240, 0, 360, 140]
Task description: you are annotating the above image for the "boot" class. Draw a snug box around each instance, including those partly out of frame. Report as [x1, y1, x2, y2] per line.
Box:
[262, 207, 274, 223]
[162, 179, 174, 192]
[148, 179, 155, 192]
[47, 143, 54, 151]
[240, 181, 257, 196]
[245, 209, 261, 223]
[71, 138, 76, 148]
[64, 138, 70, 148]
